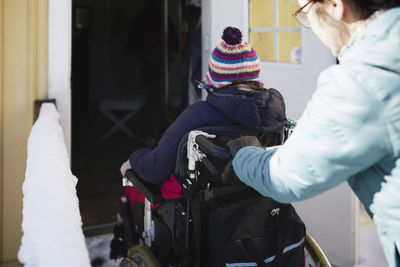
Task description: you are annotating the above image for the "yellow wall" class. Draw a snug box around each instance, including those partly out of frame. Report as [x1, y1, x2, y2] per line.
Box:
[0, 0, 48, 262]
[0, 0, 3, 260]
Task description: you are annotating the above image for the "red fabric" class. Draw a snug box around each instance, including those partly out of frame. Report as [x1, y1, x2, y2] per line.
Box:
[124, 173, 182, 210]
[160, 173, 183, 199]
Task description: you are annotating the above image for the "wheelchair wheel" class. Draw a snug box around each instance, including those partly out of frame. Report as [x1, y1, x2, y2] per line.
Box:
[119, 244, 161, 267]
[304, 232, 332, 267]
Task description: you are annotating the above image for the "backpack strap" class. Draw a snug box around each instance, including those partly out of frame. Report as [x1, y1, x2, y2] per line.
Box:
[198, 184, 258, 208]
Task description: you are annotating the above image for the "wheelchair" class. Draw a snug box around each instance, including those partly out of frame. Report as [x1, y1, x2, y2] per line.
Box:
[113, 123, 332, 267]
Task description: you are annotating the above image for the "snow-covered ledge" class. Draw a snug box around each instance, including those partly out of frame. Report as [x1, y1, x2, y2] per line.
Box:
[18, 103, 90, 267]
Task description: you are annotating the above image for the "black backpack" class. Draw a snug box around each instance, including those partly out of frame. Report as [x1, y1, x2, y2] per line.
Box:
[208, 195, 305, 267]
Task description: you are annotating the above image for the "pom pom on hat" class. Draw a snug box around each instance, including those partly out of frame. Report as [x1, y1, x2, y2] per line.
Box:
[222, 27, 242, 45]
[199, 26, 262, 89]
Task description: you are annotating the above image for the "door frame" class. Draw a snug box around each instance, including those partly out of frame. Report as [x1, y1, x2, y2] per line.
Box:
[48, 0, 72, 153]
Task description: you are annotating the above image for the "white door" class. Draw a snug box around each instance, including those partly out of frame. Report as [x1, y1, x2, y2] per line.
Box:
[48, 0, 72, 153]
[202, 0, 357, 266]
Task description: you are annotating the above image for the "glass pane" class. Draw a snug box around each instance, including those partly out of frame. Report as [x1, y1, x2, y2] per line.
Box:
[278, 0, 299, 27]
[278, 32, 301, 63]
[249, 0, 274, 28]
[250, 32, 274, 62]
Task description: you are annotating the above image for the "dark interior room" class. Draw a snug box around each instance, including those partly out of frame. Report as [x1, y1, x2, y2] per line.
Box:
[71, 0, 201, 234]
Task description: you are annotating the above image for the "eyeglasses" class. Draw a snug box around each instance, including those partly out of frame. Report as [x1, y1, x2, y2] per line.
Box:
[292, 1, 313, 28]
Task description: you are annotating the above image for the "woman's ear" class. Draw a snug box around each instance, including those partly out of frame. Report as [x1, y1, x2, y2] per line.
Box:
[330, 0, 346, 20]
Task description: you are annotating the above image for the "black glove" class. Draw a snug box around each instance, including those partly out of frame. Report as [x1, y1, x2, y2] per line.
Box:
[226, 136, 262, 157]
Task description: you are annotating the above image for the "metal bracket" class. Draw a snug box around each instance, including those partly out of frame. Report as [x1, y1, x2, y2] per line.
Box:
[185, 130, 215, 188]
[122, 177, 134, 187]
[143, 198, 155, 247]
[187, 130, 215, 163]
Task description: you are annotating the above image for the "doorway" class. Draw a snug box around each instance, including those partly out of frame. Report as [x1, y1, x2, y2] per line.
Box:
[71, 0, 202, 230]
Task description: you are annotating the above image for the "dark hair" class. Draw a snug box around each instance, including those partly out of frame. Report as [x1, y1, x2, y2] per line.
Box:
[214, 80, 265, 91]
[313, 0, 400, 19]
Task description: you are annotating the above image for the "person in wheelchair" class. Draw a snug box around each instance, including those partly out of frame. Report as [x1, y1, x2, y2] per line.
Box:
[119, 26, 286, 211]
[113, 26, 289, 264]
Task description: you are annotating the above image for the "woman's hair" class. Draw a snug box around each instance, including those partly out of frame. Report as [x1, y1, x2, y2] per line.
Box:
[312, 0, 400, 19]
[214, 80, 266, 91]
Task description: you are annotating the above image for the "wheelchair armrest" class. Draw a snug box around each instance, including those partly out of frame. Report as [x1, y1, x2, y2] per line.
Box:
[125, 169, 165, 204]
[195, 135, 231, 159]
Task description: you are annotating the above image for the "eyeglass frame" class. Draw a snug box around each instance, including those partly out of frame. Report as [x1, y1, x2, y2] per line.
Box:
[292, 0, 314, 28]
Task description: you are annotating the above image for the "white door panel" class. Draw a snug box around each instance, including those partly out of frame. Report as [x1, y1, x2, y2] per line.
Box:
[201, 0, 248, 97]
[261, 29, 336, 119]
[49, 0, 72, 153]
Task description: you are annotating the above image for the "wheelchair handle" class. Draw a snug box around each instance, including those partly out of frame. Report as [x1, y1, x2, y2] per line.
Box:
[125, 169, 164, 204]
[195, 135, 231, 159]
[200, 157, 219, 177]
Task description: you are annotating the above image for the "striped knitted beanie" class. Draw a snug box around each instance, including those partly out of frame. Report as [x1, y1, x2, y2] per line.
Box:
[199, 26, 262, 89]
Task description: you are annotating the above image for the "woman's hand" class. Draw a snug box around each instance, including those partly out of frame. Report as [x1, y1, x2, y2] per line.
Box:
[120, 160, 132, 177]
[226, 136, 262, 157]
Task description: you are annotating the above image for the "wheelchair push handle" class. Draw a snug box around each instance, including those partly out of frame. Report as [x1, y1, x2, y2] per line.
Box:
[199, 157, 219, 177]
[195, 135, 231, 159]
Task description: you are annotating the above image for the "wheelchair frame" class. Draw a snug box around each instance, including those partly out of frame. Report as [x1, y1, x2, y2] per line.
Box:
[120, 126, 332, 267]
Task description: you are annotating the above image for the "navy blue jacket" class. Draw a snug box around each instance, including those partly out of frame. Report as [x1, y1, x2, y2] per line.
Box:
[129, 86, 286, 185]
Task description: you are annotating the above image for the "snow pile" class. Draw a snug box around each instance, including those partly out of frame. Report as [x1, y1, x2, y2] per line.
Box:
[86, 233, 122, 267]
[18, 103, 91, 267]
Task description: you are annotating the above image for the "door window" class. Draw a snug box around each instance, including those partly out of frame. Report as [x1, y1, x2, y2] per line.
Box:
[249, 0, 301, 64]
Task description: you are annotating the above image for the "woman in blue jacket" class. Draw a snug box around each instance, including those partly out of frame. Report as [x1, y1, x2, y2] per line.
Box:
[229, 1, 400, 266]
[120, 27, 286, 203]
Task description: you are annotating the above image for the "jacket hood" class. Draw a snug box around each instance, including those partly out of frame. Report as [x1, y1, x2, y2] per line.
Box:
[339, 7, 400, 75]
[206, 87, 287, 133]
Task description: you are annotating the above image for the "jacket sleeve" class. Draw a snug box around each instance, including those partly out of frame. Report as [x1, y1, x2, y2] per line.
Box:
[129, 102, 227, 185]
[232, 65, 391, 203]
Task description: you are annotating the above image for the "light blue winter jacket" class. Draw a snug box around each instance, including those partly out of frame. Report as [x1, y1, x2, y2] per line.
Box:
[232, 7, 400, 267]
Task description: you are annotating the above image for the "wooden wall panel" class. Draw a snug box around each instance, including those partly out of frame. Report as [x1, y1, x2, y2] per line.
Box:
[1, 0, 48, 262]
[2, 0, 30, 260]
[0, 0, 4, 260]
